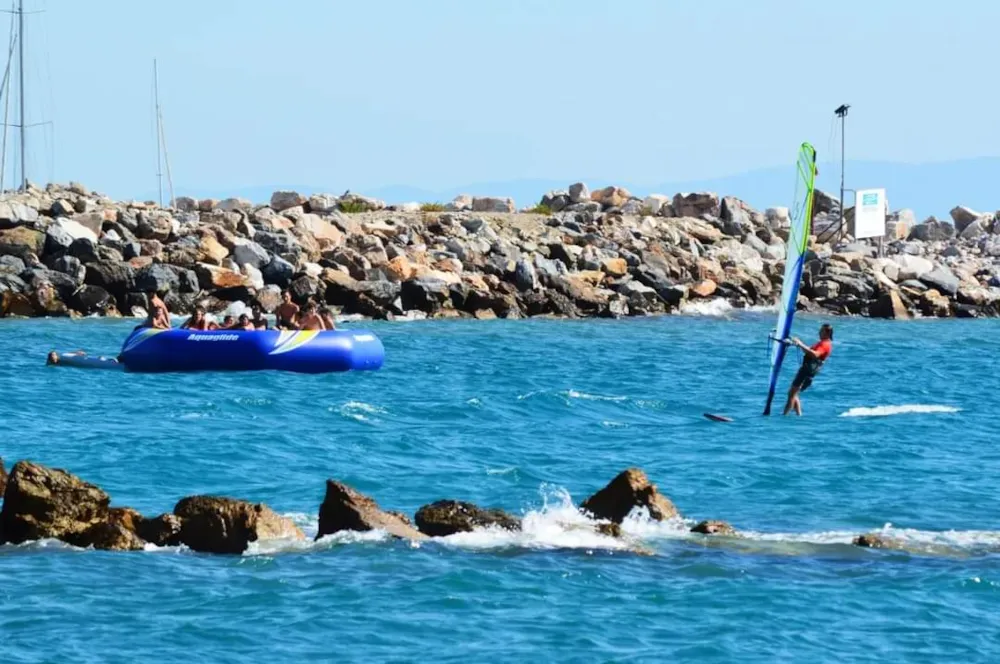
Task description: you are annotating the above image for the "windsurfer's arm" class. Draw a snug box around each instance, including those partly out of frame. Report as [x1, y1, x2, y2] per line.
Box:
[792, 338, 823, 359]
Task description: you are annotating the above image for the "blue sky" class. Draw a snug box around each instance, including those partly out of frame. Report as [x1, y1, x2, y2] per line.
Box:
[6, 0, 1000, 204]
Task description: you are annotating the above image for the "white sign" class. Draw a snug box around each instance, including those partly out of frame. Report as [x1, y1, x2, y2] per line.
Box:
[854, 188, 886, 239]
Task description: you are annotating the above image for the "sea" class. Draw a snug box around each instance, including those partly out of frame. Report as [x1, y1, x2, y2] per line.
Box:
[1, 305, 998, 663]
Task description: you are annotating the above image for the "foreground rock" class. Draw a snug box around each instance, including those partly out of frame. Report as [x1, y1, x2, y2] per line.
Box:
[0, 460, 110, 544]
[316, 480, 427, 541]
[173, 495, 305, 554]
[580, 468, 679, 524]
[0, 457, 6, 496]
[414, 500, 520, 537]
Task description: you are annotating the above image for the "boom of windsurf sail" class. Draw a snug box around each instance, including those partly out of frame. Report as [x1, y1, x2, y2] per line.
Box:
[763, 142, 818, 416]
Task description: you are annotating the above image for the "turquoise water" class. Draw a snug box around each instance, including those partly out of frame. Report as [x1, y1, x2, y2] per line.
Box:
[1, 311, 999, 662]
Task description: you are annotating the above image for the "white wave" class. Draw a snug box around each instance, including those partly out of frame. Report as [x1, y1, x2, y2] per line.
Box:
[485, 466, 518, 476]
[564, 389, 627, 402]
[333, 401, 387, 422]
[244, 528, 393, 556]
[466, 397, 482, 406]
[600, 420, 629, 429]
[839, 404, 961, 418]
[679, 298, 733, 317]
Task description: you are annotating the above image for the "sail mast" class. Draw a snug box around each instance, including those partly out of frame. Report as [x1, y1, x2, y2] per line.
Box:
[154, 59, 162, 206]
[17, 0, 24, 190]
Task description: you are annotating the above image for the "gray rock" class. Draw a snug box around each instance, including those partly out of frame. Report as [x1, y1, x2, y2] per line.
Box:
[217, 197, 253, 212]
[568, 182, 590, 204]
[270, 190, 307, 212]
[959, 218, 986, 240]
[232, 240, 270, 269]
[49, 255, 85, 284]
[892, 255, 933, 281]
[513, 258, 537, 291]
[0, 254, 26, 274]
[135, 263, 180, 294]
[673, 192, 720, 218]
[920, 266, 960, 296]
[812, 189, 840, 215]
[45, 224, 75, 255]
[642, 194, 670, 215]
[0, 199, 39, 226]
[69, 285, 114, 315]
[899, 279, 928, 292]
[720, 196, 754, 237]
[950, 205, 982, 233]
[471, 197, 515, 213]
[67, 237, 100, 264]
[261, 255, 295, 288]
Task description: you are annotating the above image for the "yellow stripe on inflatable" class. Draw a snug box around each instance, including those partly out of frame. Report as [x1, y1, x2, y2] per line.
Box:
[268, 330, 320, 355]
[122, 327, 167, 353]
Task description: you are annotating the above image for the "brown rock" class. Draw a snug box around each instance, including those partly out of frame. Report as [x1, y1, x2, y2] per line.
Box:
[690, 520, 736, 536]
[0, 226, 45, 259]
[385, 255, 414, 282]
[580, 468, 679, 524]
[69, 519, 146, 551]
[2, 292, 35, 317]
[690, 279, 717, 298]
[0, 460, 110, 544]
[474, 308, 497, 320]
[194, 263, 250, 290]
[600, 257, 628, 277]
[316, 480, 428, 541]
[0, 456, 6, 495]
[174, 495, 304, 554]
[136, 513, 183, 547]
[596, 522, 623, 538]
[414, 500, 520, 537]
[197, 234, 230, 265]
[871, 291, 911, 320]
[919, 289, 952, 317]
[591, 186, 631, 209]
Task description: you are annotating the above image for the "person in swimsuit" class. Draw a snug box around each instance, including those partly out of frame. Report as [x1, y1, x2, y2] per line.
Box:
[275, 290, 299, 330]
[235, 313, 255, 330]
[319, 306, 336, 331]
[297, 301, 326, 330]
[250, 303, 269, 330]
[144, 290, 171, 329]
[180, 306, 210, 330]
[783, 324, 833, 416]
[220, 315, 235, 330]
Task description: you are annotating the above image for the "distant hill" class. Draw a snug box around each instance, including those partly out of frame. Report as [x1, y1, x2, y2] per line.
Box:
[166, 157, 1000, 221]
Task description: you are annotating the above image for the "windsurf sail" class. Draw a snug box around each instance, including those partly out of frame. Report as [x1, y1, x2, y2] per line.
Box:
[763, 142, 818, 415]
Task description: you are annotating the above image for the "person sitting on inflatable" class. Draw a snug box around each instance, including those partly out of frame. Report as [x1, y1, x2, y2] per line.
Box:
[275, 290, 299, 330]
[143, 290, 171, 329]
[319, 306, 337, 331]
[251, 303, 269, 330]
[234, 313, 255, 330]
[180, 305, 211, 330]
[297, 301, 328, 330]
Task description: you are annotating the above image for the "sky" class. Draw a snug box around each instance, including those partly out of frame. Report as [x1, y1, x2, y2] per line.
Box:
[4, 0, 1000, 204]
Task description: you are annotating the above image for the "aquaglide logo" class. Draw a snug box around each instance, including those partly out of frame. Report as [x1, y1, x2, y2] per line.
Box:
[186, 334, 239, 341]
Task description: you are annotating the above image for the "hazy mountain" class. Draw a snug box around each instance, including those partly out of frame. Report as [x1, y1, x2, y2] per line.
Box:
[168, 157, 1000, 221]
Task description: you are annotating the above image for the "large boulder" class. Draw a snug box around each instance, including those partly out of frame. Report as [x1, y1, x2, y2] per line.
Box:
[67, 237, 101, 264]
[136, 214, 173, 242]
[0, 226, 45, 259]
[580, 468, 679, 524]
[870, 290, 911, 320]
[812, 189, 840, 216]
[568, 182, 590, 204]
[471, 196, 515, 213]
[892, 255, 933, 281]
[136, 513, 183, 547]
[173, 495, 304, 554]
[0, 198, 39, 226]
[950, 206, 983, 234]
[51, 217, 98, 244]
[261, 255, 295, 288]
[232, 239, 270, 269]
[672, 192, 719, 218]
[720, 196, 754, 236]
[69, 285, 115, 315]
[414, 500, 520, 537]
[316, 480, 427, 541]
[0, 460, 110, 544]
[84, 261, 135, 303]
[907, 217, 954, 242]
[70, 507, 146, 551]
[920, 266, 960, 296]
[135, 263, 180, 294]
[591, 186, 631, 209]
[270, 190, 307, 212]
[194, 263, 250, 290]
[400, 278, 452, 313]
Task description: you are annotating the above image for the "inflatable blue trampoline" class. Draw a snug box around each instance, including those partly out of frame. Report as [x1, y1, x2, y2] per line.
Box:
[118, 328, 384, 374]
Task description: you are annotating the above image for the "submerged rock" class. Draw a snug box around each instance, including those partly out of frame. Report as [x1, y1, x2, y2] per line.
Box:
[173, 495, 304, 554]
[690, 520, 737, 536]
[414, 500, 520, 537]
[580, 468, 679, 524]
[0, 460, 110, 544]
[316, 480, 427, 541]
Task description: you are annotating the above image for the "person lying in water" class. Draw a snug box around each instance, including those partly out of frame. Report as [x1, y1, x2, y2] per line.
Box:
[783, 323, 834, 416]
[180, 306, 211, 330]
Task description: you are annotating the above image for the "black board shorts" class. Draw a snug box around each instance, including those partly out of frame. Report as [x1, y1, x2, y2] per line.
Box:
[792, 361, 822, 392]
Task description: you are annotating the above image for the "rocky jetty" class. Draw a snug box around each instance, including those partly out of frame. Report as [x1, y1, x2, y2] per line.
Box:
[0, 181, 997, 321]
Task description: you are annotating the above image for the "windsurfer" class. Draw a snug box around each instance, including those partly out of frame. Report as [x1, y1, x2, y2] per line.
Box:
[783, 324, 833, 416]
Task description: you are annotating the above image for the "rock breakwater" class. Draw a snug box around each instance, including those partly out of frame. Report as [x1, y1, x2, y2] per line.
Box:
[0, 181, 997, 321]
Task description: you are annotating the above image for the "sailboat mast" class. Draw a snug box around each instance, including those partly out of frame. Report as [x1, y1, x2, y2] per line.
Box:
[154, 58, 162, 207]
[17, 0, 24, 190]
